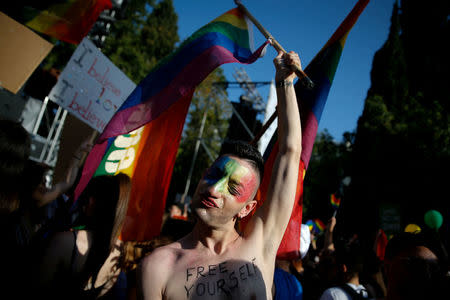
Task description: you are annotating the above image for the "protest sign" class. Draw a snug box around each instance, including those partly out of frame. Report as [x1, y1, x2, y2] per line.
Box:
[0, 12, 53, 94]
[48, 37, 135, 132]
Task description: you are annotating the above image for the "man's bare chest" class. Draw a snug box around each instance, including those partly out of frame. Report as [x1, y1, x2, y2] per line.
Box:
[164, 254, 269, 299]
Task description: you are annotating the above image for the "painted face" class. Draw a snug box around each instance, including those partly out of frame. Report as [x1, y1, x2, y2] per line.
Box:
[202, 156, 259, 204]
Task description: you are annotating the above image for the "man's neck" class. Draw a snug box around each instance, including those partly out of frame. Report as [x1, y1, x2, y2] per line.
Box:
[190, 220, 241, 255]
[347, 274, 360, 286]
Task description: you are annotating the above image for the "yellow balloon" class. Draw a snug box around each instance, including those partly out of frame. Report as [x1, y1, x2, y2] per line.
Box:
[405, 224, 421, 233]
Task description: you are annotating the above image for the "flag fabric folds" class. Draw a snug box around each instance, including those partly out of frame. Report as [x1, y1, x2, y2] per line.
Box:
[250, 0, 370, 260]
[74, 7, 267, 241]
[91, 94, 192, 241]
[99, 7, 268, 141]
[3, 0, 112, 44]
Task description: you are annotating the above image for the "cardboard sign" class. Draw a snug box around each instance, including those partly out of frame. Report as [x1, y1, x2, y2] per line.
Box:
[48, 37, 135, 132]
[0, 12, 53, 94]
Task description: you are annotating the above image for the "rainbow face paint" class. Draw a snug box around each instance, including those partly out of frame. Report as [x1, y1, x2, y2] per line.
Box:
[203, 156, 258, 203]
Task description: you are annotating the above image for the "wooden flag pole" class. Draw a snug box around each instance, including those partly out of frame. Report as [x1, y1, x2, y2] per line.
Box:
[250, 107, 277, 145]
[234, 0, 314, 89]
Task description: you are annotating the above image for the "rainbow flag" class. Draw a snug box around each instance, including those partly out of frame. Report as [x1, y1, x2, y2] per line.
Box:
[306, 220, 314, 232]
[330, 193, 341, 209]
[98, 7, 268, 141]
[74, 7, 268, 241]
[251, 0, 370, 260]
[2, 0, 112, 44]
[305, 219, 326, 235]
[314, 219, 326, 234]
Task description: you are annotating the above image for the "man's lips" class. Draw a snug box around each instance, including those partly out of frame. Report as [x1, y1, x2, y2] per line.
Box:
[201, 197, 218, 208]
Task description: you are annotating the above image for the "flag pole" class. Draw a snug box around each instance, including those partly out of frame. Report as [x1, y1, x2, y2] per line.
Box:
[234, 0, 314, 89]
[250, 107, 277, 145]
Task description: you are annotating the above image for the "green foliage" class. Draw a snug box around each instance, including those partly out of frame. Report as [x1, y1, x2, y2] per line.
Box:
[41, 40, 77, 71]
[347, 0, 450, 234]
[102, 0, 179, 82]
[303, 130, 352, 219]
[41, 0, 179, 84]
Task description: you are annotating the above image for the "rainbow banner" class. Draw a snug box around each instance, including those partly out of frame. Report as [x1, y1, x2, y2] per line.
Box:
[98, 7, 268, 141]
[88, 94, 191, 241]
[251, 0, 370, 260]
[330, 193, 341, 209]
[74, 7, 268, 241]
[2, 0, 112, 44]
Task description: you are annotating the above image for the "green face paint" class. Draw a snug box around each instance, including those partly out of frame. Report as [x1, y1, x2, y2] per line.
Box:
[203, 156, 258, 203]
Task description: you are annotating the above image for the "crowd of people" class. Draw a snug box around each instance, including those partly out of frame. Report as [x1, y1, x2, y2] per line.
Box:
[1, 51, 449, 300]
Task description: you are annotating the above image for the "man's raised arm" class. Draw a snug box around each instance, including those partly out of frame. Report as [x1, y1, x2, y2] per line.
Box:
[250, 51, 302, 254]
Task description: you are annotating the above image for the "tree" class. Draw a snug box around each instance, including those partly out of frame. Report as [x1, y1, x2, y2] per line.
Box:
[302, 130, 352, 220]
[102, 0, 179, 82]
[345, 0, 450, 239]
[40, 0, 179, 84]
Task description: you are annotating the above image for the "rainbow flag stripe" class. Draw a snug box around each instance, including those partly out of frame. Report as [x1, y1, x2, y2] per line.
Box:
[314, 219, 326, 233]
[306, 219, 314, 231]
[3, 0, 112, 44]
[99, 7, 267, 142]
[296, 0, 369, 169]
[330, 194, 341, 209]
[305, 219, 326, 235]
[74, 7, 267, 241]
[252, 0, 369, 260]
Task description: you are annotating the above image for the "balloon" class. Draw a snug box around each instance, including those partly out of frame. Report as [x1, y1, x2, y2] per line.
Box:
[424, 210, 443, 230]
[404, 224, 421, 233]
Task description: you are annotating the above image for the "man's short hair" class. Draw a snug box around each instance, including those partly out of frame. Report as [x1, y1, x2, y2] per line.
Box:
[334, 239, 364, 277]
[219, 140, 264, 180]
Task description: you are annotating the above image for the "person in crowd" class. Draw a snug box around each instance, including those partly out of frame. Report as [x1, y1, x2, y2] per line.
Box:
[169, 202, 189, 220]
[383, 231, 448, 300]
[319, 240, 375, 300]
[0, 119, 31, 215]
[0, 119, 31, 296]
[295, 248, 322, 300]
[32, 173, 132, 299]
[272, 224, 311, 299]
[359, 242, 387, 300]
[137, 50, 303, 299]
[12, 140, 91, 258]
[322, 216, 337, 254]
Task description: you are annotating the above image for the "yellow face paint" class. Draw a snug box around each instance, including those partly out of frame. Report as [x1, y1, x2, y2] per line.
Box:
[204, 156, 257, 203]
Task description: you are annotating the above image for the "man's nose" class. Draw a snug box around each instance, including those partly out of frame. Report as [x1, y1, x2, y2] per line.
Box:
[207, 178, 227, 197]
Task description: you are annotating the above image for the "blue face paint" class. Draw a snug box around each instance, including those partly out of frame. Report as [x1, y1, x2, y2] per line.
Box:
[203, 156, 257, 203]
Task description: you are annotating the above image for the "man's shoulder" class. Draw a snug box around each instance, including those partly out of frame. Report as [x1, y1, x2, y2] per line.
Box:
[319, 286, 351, 300]
[140, 242, 183, 270]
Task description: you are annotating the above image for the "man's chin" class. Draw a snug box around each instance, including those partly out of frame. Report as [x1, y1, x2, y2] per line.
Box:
[193, 208, 218, 225]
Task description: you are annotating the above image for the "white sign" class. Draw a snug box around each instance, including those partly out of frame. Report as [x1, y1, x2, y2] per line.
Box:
[49, 38, 136, 132]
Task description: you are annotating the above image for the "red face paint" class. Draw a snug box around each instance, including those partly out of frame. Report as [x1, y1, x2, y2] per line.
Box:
[203, 156, 258, 203]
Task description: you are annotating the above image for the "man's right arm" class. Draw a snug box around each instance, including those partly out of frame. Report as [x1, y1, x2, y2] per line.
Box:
[246, 51, 302, 256]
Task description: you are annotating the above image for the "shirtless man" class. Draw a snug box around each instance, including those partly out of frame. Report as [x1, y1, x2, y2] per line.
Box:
[137, 50, 302, 300]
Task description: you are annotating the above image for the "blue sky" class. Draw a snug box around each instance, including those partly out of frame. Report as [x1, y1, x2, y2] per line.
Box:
[172, 0, 395, 141]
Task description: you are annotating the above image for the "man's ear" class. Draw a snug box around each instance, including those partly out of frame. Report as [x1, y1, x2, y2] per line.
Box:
[238, 200, 258, 219]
